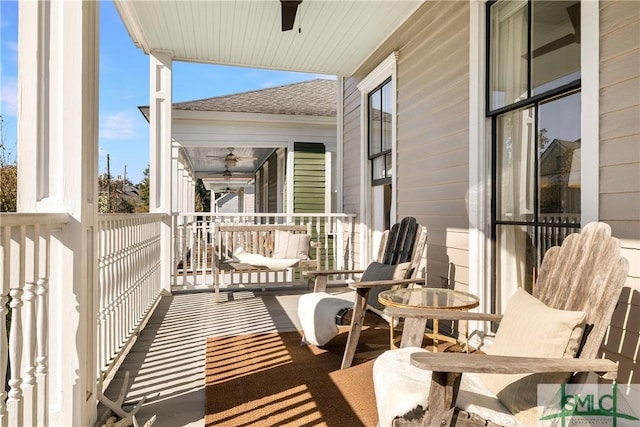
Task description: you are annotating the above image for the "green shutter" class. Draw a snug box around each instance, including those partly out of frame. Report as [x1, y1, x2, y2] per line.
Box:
[293, 143, 325, 214]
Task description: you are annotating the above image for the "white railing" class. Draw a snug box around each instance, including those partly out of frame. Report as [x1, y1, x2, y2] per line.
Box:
[0, 212, 69, 426]
[172, 213, 357, 289]
[1, 210, 352, 423]
[97, 214, 164, 382]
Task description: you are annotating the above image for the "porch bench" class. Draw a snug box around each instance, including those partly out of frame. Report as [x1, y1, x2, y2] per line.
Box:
[212, 223, 321, 300]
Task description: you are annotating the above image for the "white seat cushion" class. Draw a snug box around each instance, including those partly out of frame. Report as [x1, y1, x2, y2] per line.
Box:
[373, 347, 523, 427]
[297, 291, 354, 346]
[231, 247, 299, 271]
[298, 261, 410, 347]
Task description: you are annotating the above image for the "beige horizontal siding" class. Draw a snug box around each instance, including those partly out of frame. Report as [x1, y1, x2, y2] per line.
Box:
[599, 0, 640, 389]
[342, 1, 471, 282]
[395, 0, 470, 292]
[600, 0, 640, 235]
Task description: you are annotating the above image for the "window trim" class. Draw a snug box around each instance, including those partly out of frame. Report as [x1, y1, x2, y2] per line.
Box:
[486, 0, 598, 225]
[358, 51, 398, 266]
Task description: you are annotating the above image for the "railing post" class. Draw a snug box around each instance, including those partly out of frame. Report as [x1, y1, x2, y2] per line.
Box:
[17, 0, 100, 424]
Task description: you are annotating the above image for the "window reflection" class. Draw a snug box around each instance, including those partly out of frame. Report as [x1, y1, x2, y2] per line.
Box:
[538, 91, 581, 215]
[532, 1, 581, 95]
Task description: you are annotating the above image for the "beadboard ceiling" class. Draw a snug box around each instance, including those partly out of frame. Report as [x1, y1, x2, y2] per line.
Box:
[114, 0, 422, 76]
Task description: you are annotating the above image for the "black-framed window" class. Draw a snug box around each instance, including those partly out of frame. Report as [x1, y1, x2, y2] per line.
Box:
[368, 78, 392, 186]
[488, 0, 582, 313]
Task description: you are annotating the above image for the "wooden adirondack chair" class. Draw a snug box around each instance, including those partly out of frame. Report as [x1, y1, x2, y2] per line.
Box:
[379, 222, 629, 426]
[298, 217, 428, 369]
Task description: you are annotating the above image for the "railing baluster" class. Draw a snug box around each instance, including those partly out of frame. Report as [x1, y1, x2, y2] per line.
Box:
[0, 214, 68, 425]
[95, 213, 163, 388]
[36, 227, 49, 425]
[1, 225, 11, 425]
[22, 224, 38, 426]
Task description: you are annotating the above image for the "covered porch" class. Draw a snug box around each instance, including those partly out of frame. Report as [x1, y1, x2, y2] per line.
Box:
[3, 0, 639, 426]
[5, 3, 423, 425]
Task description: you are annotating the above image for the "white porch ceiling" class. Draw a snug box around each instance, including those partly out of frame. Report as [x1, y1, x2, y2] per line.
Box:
[114, 0, 423, 76]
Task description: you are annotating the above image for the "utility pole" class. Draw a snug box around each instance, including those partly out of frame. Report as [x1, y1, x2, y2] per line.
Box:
[123, 165, 127, 191]
[106, 154, 111, 211]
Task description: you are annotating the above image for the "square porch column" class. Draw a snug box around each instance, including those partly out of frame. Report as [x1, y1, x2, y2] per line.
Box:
[149, 51, 173, 294]
[17, 1, 99, 425]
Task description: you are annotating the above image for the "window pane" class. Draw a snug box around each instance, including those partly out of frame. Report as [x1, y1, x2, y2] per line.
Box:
[496, 107, 535, 222]
[495, 224, 536, 313]
[372, 156, 386, 180]
[385, 153, 393, 179]
[369, 88, 382, 155]
[381, 81, 393, 152]
[532, 1, 580, 95]
[490, 0, 528, 110]
[538, 91, 581, 217]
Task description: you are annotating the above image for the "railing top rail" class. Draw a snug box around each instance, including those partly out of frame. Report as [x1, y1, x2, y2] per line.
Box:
[0, 212, 70, 227]
[173, 212, 357, 219]
[98, 213, 167, 222]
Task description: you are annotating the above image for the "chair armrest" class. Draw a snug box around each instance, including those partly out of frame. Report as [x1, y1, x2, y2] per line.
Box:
[302, 269, 365, 277]
[309, 240, 322, 249]
[410, 352, 618, 380]
[384, 306, 503, 323]
[351, 277, 426, 289]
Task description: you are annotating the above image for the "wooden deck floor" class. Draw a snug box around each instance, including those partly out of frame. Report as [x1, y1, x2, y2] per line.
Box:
[99, 286, 354, 426]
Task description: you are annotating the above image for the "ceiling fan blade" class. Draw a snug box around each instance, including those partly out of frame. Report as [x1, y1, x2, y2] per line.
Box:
[566, 2, 580, 39]
[531, 3, 580, 59]
[281, 0, 302, 31]
[531, 33, 575, 58]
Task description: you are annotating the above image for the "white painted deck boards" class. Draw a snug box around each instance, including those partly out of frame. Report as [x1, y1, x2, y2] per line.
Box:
[99, 287, 353, 427]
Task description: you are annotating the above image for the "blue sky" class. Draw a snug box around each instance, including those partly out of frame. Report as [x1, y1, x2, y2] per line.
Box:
[1, 1, 331, 184]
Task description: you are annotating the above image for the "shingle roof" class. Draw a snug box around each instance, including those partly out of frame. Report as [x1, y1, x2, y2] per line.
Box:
[172, 79, 336, 117]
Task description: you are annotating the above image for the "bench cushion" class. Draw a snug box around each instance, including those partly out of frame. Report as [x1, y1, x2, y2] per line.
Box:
[273, 230, 311, 260]
[231, 248, 300, 271]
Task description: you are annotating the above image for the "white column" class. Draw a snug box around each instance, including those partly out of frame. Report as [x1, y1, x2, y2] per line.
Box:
[188, 175, 195, 212]
[171, 145, 180, 212]
[181, 168, 193, 212]
[149, 51, 173, 293]
[17, 1, 99, 425]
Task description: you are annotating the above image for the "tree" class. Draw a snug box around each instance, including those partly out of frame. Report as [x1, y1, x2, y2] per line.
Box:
[0, 116, 17, 212]
[195, 178, 210, 212]
[137, 165, 150, 212]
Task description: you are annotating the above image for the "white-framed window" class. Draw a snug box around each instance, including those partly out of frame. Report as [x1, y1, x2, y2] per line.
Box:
[358, 52, 398, 262]
[487, 0, 585, 313]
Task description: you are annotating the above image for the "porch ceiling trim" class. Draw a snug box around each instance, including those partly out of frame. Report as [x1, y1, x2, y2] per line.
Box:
[114, 0, 424, 76]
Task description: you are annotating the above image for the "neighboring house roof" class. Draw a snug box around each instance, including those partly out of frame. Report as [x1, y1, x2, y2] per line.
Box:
[139, 79, 337, 119]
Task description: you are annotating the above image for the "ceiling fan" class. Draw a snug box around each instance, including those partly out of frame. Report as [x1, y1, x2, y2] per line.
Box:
[216, 186, 240, 196]
[207, 147, 257, 169]
[531, 2, 580, 59]
[206, 167, 234, 178]
[281, 0, 302, 32]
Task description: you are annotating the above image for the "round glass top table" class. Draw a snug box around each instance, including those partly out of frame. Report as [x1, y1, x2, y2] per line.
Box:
[378, 288, 480, 351]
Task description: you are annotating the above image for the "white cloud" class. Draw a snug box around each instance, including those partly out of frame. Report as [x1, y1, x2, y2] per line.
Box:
[0, 76, 17, 117]
[100, 112, 137, 140]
